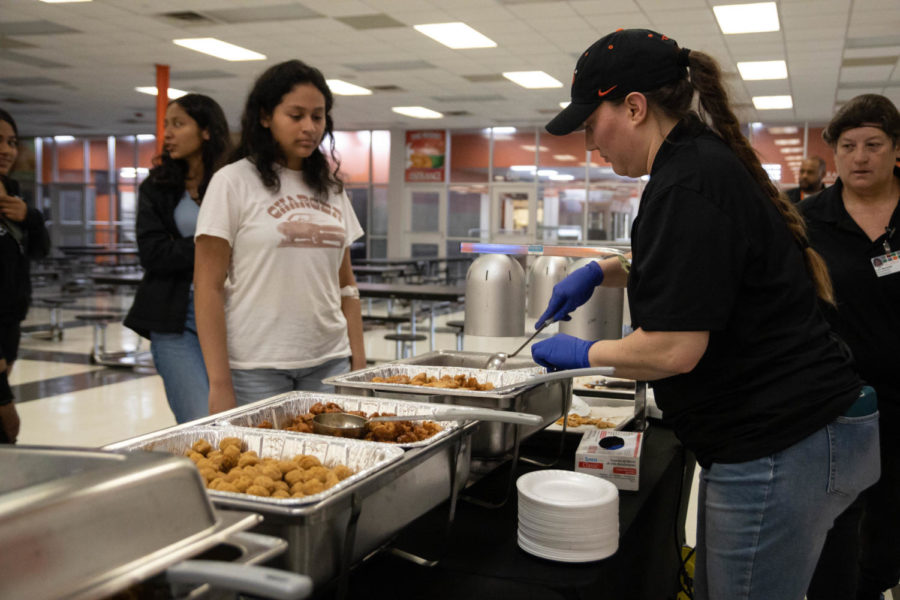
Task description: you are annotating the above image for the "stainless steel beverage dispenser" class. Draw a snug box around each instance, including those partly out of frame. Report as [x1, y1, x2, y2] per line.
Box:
[464, 254, 525, 337]
[527, 256, 570, 318]
[559, 257, 624, 340]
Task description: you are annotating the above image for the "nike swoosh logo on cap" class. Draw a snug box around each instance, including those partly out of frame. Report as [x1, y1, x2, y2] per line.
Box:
[597, 85, 617, 97]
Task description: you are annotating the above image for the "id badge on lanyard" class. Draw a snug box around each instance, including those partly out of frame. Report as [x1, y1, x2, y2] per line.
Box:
[872, 230, 899, 277]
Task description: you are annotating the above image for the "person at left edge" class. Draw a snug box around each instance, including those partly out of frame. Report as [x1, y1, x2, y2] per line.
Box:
[124, 94, 231, 424]
[0, 107, 50, 443]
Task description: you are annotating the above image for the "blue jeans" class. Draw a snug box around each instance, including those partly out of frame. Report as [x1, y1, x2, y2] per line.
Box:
[694, 409, 880, 600]
[230, 356, 350, 406]
[150, 292, 209, 424]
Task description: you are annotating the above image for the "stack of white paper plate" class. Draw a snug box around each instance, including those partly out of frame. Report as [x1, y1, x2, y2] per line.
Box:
[516, 469, 619, 562]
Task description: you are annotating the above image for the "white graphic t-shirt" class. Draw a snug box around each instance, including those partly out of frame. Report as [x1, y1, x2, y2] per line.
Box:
[196, 158, 364, 370]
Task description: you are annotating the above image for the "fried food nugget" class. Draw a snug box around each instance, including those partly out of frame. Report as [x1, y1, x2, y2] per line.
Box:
[272, 490, 290, 499]
[187, 451, 205, 463]
[221, 446, 241, 469]
[260, 464, 282, 480]
[252, 476, 276, 493]
[277, 460, 299, 475]
[295, 455, 321, 470]
[245, 485, 270, 497]
[284, 469, 305, 486]
[238, 454, 260, 468]
[233, 476, 253, 493]
[333, 465, 353, 481]
[192, 439, 212, 455]
[219, 437, 242, 452]
[301, 479, 326, 495]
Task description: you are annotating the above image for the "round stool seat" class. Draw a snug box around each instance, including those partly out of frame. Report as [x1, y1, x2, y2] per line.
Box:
[383, 333, 427, 342]
[445, 320, 465, 330]
[34, 297, 76, 306]
[75, 313, 118, 322]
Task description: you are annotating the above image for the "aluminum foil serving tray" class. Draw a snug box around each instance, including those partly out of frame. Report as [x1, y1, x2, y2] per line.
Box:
[325, 362, 545, 398]
[212, 391, 465, 448]
[105, 425, 404, 508]
[0, 446, 260, 600]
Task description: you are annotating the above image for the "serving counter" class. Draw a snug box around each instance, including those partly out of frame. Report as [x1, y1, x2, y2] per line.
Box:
[316, 424, 694, 600]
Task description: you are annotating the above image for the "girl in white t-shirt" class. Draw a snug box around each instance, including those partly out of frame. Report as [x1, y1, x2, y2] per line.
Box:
[195, 60, 366, 414]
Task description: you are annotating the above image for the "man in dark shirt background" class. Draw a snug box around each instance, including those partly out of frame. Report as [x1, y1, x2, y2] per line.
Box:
[786, 156, 827, 203]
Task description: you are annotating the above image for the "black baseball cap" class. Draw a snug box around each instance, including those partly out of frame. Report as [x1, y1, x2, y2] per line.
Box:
[546, 29, 689, 136]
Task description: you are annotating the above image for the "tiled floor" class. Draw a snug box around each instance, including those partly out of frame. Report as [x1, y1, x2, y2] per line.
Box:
[11, 287, 897, 600]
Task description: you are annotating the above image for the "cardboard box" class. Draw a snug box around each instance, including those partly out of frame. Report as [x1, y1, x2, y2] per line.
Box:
[574, 429, 644, 491]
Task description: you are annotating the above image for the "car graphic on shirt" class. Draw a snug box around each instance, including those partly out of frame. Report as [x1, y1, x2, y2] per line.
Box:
[277, 213, 345, 247]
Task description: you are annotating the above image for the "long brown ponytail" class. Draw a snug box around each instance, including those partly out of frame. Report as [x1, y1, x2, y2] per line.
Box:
[645, 50, 835, 305]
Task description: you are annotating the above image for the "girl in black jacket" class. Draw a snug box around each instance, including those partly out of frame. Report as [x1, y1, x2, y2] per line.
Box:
[124, 94, 230, 423]
[0, 107, 50, 443]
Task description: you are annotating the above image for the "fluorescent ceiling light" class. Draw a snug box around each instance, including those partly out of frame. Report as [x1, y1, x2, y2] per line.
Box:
[762, 163, 782, 181]
[173, 38, 265, 61]
[392, 106, 443, 119]
[136, 86, 189, 99]
[768, 126, 798, 134]
[503, 71, 563, 89]
[752, 95, 793, 110]
[737, 60, 787, 80]
[559, 101, 570, 108]
[713, 2, 780, 34]
[326, 79, 372, 96]
[779, 147, 804, 154]
[413, 22, 497, 49]
[491, 127, 516, 134]
[136, 134, 156, 141]
[510, 165, 537, 172]
[553, 154, 578, 161]
[54, 135, 75, 142]
[773, 139, 801, 146]
[549, 174, 575, 181]
[521, 145, 548, 152]
[537, 169, 558, 177]
[40, 0, 91, 3]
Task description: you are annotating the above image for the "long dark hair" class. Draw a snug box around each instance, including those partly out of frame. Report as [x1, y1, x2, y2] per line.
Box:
[149, 93, 231, 201]
[233, 59, 344, 197]
[640, 50, 835, 305]
[0, 107, 18, 137]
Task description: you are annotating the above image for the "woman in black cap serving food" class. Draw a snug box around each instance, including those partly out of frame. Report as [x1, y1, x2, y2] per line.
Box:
[532, 29, 879, 600]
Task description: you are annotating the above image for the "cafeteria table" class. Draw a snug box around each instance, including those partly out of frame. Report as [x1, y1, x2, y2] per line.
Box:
[357, 282, 465, 352]
[60, 247, 139, 267]
[319, 424, 695, 600]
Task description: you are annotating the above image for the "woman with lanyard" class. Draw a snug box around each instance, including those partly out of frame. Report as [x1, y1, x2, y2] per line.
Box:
[195, 60, 365, 415]
[531, 29, 879, 599]
[124, 94, 230, 423]
[0, 107, 49, 443]
[803, 94, 900, 600]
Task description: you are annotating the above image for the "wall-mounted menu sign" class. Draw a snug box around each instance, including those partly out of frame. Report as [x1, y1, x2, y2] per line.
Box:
[405, 130, 445, 182]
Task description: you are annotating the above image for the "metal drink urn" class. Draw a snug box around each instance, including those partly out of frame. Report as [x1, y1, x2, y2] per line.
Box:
[464, 254, 525, 337]
[559, 257, 624, 340]
[527, 256, 570, 318]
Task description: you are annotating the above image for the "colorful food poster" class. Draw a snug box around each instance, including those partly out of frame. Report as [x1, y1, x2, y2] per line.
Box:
[405, 130, 446, 182]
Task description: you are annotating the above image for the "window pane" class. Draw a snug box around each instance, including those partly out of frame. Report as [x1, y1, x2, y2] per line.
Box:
[57, 139, 84, 183]
[370, 237, 387, 258]
[89, 138, 114, 223]
[411, 243, 438, 257]
[539, 183, 584, 242]
[41, 137, 53, 183]
[137, 136, 156, 186]
[372, 130, 390, 184]
[371, 185, 388, 236]
[411, 190, 439, 232]
[450, 129, 490, 182]
[537, 131, 586, 184]
[346, 186, 368, 260]
[333, 130, 370, 184]
[493, 130, 537, 182]
[447, 185, 488, 239]
[496, 190, 529, 234]
[588, 181, 640, 242]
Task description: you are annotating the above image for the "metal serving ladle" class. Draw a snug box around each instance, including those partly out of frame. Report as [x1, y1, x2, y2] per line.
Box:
[312, 408, 543, 439]
[484, 319, 556, 370]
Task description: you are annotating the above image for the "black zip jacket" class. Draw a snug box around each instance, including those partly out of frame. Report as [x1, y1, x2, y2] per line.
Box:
[123, 177, 195, 339]
[0, 176, 50, 323]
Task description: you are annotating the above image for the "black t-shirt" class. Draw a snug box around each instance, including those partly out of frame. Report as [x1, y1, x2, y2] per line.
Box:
[628, 117, 860, 467]
[800, 168, 900, 408]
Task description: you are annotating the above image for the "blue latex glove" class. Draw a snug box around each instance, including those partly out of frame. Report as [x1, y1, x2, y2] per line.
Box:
[535, 261, 605, 329]
[531, 333, 594, 372]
